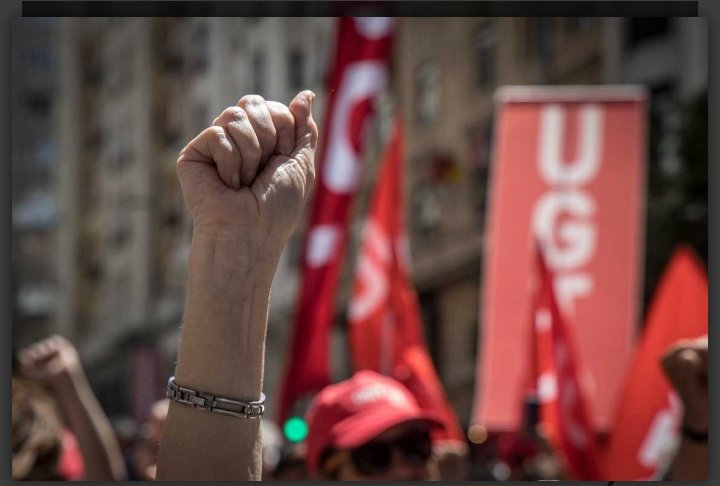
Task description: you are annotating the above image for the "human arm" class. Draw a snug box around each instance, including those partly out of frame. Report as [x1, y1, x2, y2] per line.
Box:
[156, 91, 317, 481]
[661, 336, 708, 481]
[19, 335, 128, 481]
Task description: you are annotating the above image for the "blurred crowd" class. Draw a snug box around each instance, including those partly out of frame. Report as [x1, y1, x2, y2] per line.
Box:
[12, 333, 707, 481]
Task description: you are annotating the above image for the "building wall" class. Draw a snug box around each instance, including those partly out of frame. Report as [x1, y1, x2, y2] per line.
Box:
[12, 18, 62, 347]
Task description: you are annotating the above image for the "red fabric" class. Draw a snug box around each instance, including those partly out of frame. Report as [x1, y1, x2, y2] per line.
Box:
[530, 245, 602, 480]
[474, 89, 647, 432]
[278, 17, 395, 423]
[304, 370, 443, 473]
[347, 118, 465, 444]
[605, 247, 707, 480]
[58, 429, 84, 481]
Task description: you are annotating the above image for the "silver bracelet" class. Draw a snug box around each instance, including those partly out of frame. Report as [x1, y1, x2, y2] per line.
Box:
[166, 376, 265, 419]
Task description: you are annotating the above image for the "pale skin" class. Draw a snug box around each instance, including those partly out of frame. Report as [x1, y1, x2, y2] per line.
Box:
[156, 91, 318, 481]
[661, 336, 708, 481]
[18, 335, 127, 481]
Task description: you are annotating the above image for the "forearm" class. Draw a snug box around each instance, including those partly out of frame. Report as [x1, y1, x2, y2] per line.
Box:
[157, 232, 279, 481]
[55, 373, 127, 481]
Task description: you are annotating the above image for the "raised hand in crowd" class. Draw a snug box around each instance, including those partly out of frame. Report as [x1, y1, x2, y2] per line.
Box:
[157, 91, 318, 481]
[18, 335, 127, 481]
[661, 335, 708, 480]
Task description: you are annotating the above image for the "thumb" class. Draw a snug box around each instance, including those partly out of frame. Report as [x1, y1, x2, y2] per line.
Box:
[289, 90, 318, 150]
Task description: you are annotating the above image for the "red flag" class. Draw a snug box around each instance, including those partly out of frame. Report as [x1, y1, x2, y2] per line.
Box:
[605, 246, 707, 480]
[474, 87, 647, 432]
[530, 244, 602, 480]
[278, 18, 396, 423]
[348, 118, 465, 444]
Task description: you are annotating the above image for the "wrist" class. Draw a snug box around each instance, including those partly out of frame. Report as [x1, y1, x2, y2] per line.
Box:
[51, 368, 91, 402]
[190, 230, 281, 285]
[176, 231, 278, 399]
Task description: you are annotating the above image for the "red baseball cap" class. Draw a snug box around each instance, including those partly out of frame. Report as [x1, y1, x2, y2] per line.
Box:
[305, 370, 443, 473]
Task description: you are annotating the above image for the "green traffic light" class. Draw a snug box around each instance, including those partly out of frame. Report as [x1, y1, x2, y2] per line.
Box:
[284, 416, 309, 442]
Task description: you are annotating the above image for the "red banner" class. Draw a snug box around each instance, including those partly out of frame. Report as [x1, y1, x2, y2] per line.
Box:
[348, 118, 465, 443]
[473, 86, 647, 432]
[278, 17, 395, 423]
[530, 244, 602, 479]
[605, 247, 707, 480]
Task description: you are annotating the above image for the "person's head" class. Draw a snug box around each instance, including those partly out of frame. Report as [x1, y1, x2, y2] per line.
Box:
[12, 377, 65, 480]
[305, 370, 442, 481]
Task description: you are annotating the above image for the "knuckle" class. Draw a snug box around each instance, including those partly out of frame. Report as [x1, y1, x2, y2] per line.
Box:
[207, 125, 226, 141]
[238, 94, 265, 108]
[219, 106, 246, 123]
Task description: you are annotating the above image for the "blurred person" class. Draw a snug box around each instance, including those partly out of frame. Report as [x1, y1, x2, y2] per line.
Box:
[157, 90, 318, 480]
[661, 336, 708, 480]
[432, 439, 470, 480]
[305, 370, 443, 480]
[272, 443, 310, 481]
[133, 398, 170, 480]
[110, 416, 143, 480]
[514, 396, 565, 481]
[17, 335, 127, 480]
[12, 376, 79, 480]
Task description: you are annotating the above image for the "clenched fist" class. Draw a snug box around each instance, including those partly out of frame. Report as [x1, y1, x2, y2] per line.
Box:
[19, 335, 83, 392]
[177, 91, 318, 258]
[661, 336, 708, 433]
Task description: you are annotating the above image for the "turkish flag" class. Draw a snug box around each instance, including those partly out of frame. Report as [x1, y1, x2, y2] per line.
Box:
[348, 117, 465, 444]
[605, 246, 708, 480]
[278, 18, 395, 423]
[530, 244, 602, 480]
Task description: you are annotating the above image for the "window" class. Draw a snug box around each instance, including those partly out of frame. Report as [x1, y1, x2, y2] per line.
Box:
[414, 61, 441, 125]
[288, 49, 305, 91]
[22, 46, 55, 74]
[474, 22, 496, 88]
[626, 17, 670, 49]
[188, 22, 209, 73]
[25, 92, 52, 116]
[109, 220, 131, 249]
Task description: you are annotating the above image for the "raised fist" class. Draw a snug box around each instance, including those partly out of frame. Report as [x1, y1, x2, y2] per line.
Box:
[176, 91, 318, 258]
[661, 335, 708, 433]
[19, 335, 83, 391]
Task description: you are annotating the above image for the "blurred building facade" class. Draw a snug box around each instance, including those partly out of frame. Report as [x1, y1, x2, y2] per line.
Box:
[12, 18, 63, 345]
[12, 17, 706, 425]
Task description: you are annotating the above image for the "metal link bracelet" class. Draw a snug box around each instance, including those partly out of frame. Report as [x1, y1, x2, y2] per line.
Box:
[166, 376, 265, 419]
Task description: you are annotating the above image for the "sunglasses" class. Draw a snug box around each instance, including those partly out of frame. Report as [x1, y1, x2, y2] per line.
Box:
[325, 428, 433, 477]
